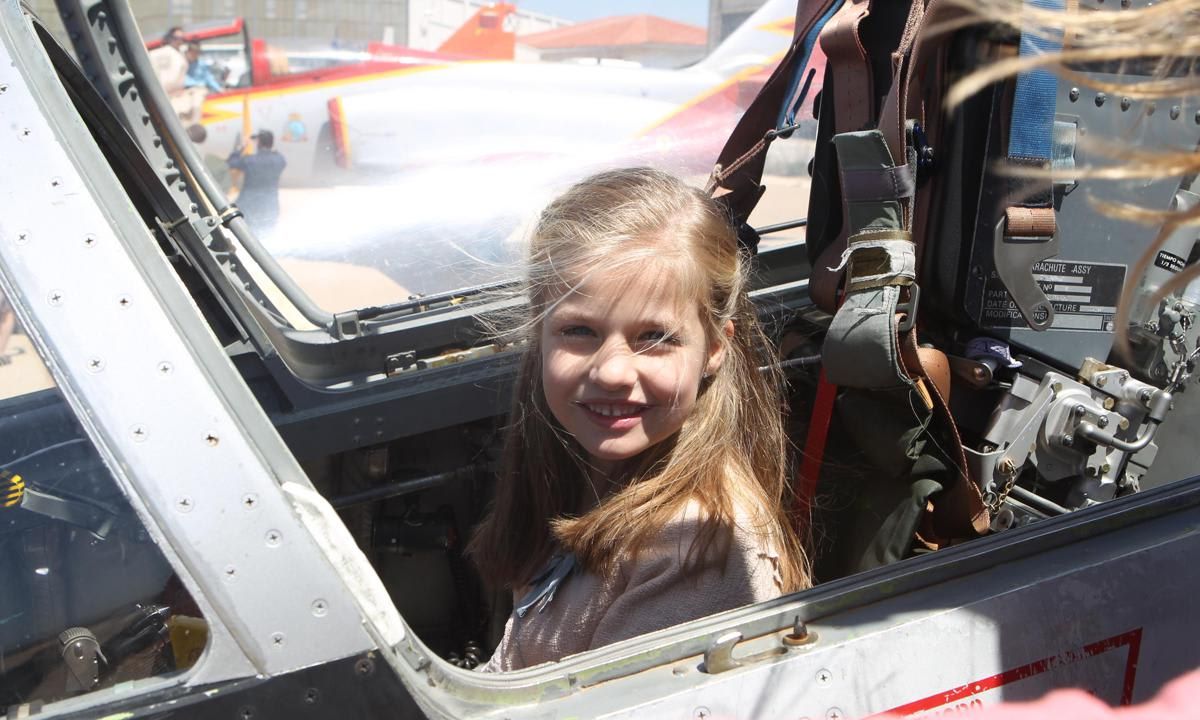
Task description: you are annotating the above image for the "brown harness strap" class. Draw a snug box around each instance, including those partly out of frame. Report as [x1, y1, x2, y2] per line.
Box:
[819, 0, 874, 133]
[822, 0, 990, 540]
[707, 0, 842, 222]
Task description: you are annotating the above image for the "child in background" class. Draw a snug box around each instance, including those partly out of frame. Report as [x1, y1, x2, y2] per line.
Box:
[469, 167, 810, 672]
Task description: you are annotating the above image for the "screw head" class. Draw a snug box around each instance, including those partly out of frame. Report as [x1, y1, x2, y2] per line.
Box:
[47, 290, 64, 306]
[303, 688, 320, 705]
[694, 707, 711, 720]
[265, 529, 282, 547]
[1120, 96, 1132, 111]
[117, 295, 131, 308]
[1068, 87, 1079, 102]
[1097, 415, 1109, 428]
[83, 234, 97, 247]
[816, 668, 833, 686]
[1061, 434, 1074, 447]
[86, 357, 104, 373]
[204, 433, 220, 447]
[224, 565, 237, 581]
[271, 632, 285, 647]
[131, 425, 148, 442]
[1095, 92, 1107, 106]
[355, 657, 376, 676]
[157, 361, 173, 375]
[15, 230, 30, 245]
[827, 708, 845, 720]
[1170, 105, 1181, 120]
[242, 493, 258, 510]
[176, 496, 193, 513]
[311, 599, 329, 617]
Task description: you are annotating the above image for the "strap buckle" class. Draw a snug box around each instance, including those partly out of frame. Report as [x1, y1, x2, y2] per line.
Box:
[897, 282, 921, 334]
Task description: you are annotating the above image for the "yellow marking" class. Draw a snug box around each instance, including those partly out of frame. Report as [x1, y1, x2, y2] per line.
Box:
[199, 62, 462, 126]
[758, 16, 797, 37]
[200, 106, 242, 124]
[635, 51, 786, 137]
[242, 93, 253, 151]
[3, 473, 23, 507]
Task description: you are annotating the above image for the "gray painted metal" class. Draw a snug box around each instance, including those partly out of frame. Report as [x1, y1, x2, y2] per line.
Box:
[0, 0, 392, 694]
[3, 0, 1199, 718]
[54, 0, 337, 332]
[967, 75, 1200, 368]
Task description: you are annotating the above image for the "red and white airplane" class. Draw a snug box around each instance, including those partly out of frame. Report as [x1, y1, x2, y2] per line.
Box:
[191, 0, 817, 186]
[185, 0, 824, 301]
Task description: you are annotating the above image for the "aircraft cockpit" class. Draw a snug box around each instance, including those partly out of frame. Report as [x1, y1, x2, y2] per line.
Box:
[3, 0, 1200, 718]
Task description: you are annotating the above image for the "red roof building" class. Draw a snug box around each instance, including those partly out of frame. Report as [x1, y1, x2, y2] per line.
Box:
[517, 14, 707, 68]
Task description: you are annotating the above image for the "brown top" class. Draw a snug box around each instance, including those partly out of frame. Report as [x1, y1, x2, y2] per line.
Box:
[479, 499, 784, 672]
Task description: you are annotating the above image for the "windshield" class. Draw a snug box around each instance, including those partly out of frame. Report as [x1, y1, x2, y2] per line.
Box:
[137, 0, 817, 313]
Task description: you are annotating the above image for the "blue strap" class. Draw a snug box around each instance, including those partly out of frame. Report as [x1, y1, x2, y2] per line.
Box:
[514, 553, 576, 618]
[1008, 0, 1064, 161]
[779, 0, 846, 130]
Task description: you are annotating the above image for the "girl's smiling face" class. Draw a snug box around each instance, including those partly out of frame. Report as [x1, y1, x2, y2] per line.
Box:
[540, 265, 724, 467]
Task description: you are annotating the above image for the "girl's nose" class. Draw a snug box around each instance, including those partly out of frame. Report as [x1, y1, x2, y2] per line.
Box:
[591, 344, 637, 389]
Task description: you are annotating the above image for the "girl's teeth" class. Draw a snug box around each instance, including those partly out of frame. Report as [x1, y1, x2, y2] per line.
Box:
[590, 404, 639, 417]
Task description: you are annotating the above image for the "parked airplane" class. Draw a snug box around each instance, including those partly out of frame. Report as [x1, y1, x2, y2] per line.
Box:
[189, 0, 812, 187]
[1, 0, 1198, 719]
[146, 3, 519, 86]
[184, 0, 821, 303]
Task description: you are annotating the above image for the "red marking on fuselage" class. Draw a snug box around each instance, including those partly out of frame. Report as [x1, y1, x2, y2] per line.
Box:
[870, 628, 1144, 717]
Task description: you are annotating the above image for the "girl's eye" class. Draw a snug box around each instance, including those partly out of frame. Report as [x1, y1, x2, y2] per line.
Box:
[639, 329, 680, 346]
[560, 325, 594, 338]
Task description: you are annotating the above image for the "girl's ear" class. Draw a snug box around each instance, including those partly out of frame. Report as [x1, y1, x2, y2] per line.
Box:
[706, 320, 734, 376]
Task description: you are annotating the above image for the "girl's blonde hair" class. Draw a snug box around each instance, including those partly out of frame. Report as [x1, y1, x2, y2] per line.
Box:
[468, 167, 810, 593]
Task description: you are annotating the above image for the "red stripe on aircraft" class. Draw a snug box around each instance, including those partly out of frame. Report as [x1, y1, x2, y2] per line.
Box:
[870, 628, 1144, 717]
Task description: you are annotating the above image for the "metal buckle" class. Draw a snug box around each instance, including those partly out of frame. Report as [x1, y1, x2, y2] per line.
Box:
[897, 282, 921, 334]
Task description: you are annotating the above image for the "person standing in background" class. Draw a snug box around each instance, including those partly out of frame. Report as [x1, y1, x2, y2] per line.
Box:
[148, 27, 187, 96]
[227, 130, 287, 236]
[185, 124, 233, 196]
[184, 43, 223, 93]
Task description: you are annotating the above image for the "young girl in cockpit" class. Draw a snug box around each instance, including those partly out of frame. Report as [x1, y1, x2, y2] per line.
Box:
[469, 167, 811, 672]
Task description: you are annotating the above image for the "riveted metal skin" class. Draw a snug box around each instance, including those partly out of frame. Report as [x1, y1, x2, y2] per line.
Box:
[0, 0, 391, 697]
[962, 0, 1200, 369]
[4, 1, 1200, 719]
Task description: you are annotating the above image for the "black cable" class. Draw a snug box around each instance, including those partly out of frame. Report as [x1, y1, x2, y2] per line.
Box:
[1, 438, 88, 472]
